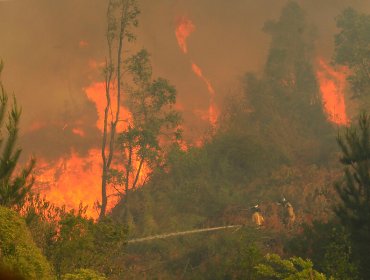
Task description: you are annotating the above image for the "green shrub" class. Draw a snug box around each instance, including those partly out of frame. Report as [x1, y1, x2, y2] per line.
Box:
[0, 206, 54, 279]
[62, 269, 107, 280]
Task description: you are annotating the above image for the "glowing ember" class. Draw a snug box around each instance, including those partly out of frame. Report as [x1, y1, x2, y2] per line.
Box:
[27, 121, 47, 133]
[175, 17, 195, 54]
[72, 128, 85, 137]
[317, 58, 349, 125]
[88, 59, 105, 71]
[79, 40, 89, 48]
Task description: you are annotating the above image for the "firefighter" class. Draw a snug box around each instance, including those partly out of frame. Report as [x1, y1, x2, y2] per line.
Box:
[251, 204, 265, 227]
[280, 197, 295, 228]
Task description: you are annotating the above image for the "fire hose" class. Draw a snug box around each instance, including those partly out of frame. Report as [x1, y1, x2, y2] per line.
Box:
[127, 225, 242, 244]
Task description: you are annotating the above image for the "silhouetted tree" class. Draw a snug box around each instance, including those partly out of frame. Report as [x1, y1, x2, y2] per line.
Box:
[111, 49, 181, 224]
[334, 8, 370, 102]
[99, 0, 140, 219]
[0, 61, 35, 208]
[335, 112, 370, 278]
[243, 1, 332, 164]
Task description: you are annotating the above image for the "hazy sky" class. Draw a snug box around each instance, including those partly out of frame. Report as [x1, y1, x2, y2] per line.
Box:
[0, 0, 369, 160]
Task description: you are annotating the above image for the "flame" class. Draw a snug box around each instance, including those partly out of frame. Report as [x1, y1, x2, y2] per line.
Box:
[175, 17, 195, 54]
[34, 81, 149, 219]
[35, 149, 106, 219]
[79, 40, 89, 48]
[72, 128, 85, 137]
[317, 59, 349, 125]
[175, 16, 218, 127]
[84, 82, 132, 132]
[191, 63, 218, 126]
[27, 121, 47, 133]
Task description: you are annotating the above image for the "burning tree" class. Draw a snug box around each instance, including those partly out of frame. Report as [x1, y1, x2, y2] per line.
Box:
[242, 2, 333, 164]
[0, 61, 36, 208]
[99, 1, 181, 221]
[99, 0, 139, 219]
[111, 50, 181, 223]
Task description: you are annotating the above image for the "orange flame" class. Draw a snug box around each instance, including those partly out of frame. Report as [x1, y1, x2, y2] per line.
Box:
[191, 63, 218, 126]
[34, 82, 148, 219]
[175, 16, 218, 127]
[317, 59, 349, 125]
[84, 82, 132, 132]
[27, 121, 47, 133]
[72, 128, 85, 137]
[35, 149, 107, 219]
[175, 17, 195, 54]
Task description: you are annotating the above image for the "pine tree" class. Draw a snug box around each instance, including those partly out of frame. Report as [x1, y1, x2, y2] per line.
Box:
[0, 61, 35, 207]
[335, 112, 370, 278]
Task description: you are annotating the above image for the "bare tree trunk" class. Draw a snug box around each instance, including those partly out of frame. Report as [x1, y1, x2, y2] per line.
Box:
[132, 157, 144, 190]
[99, 0, 130, 220]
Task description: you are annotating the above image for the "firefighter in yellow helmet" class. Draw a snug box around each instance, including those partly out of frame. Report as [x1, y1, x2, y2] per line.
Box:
[251, 204, 265, 228]
[280, 197, 295, 228]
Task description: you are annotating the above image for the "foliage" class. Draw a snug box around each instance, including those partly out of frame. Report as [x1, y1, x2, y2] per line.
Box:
[0, 61, 35, 208]
[99, 0, 140, 219]
[322, 227, 359, 280]
[255, 254, 328, 280]
[122, 227, 269, 279]
[109, 4, 343, 278]
[335, 112, 370, 278]
[62, 269, 107, 280]
[110, 49, 181, 225]
[227, 2, 334, 166]
[334, 8, 370, 101]
[111, 49, 181, 192]
[0, 206, 54, 280]
[286, 221, 359, 279]
[22, 195, 127, 279]
[225, 238, 264, 280]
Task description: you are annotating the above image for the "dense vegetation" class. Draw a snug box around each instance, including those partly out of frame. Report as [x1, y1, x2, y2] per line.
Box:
[1, 1, 370, 279]
[0, 206, 53, 280]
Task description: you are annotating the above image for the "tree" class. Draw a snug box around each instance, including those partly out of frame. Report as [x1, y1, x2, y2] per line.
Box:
[62, 269, 107, 280]
[22, 197, 127, 279]
[255, 254, 328, 280]
[99, 0, 140, 219]
[335, 112, 370, 278]
[111, 49, 181, 223]
[286, 221, 359, 279]
[0, 206, 54, 280]
[242, 1, 332, 164]
[0, 61, 35, 208]
[334, 8, 370, 102]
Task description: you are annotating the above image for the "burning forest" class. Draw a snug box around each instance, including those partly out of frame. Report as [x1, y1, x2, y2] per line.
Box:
[1, 0, 370, 279]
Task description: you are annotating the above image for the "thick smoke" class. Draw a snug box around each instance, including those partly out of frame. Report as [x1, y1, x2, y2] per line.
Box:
[0, 0, 369, 160]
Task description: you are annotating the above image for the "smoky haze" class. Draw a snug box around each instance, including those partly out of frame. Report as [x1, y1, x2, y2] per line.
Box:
[0, 0, 369, 161]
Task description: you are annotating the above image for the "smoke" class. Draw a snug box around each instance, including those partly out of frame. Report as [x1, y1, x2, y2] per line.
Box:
[0, 0, 369, 160]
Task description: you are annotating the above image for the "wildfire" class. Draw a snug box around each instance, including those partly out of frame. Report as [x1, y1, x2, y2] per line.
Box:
[35, 149, 107, 218]
[175, 16, 218, 127]
[84, 82, 133, 132]
[175, 17, 195, 54]
[191, 63, 218, 126]
[34, 81, 147, 219]
[72, 128, 85, 137]
[317, 58, 349, 125]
